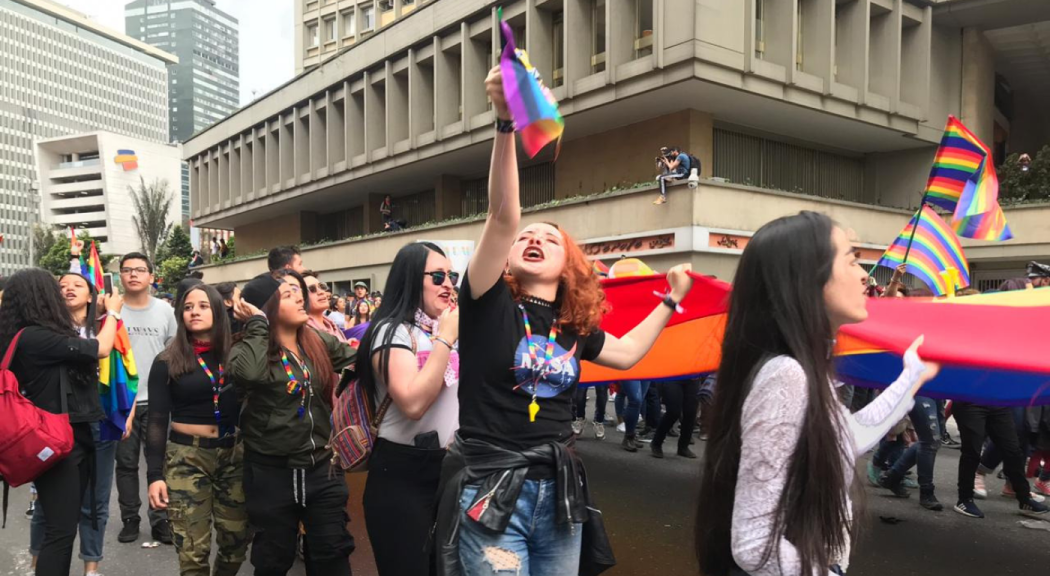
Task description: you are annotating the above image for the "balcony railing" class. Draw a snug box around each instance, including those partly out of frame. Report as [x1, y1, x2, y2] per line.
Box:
[56, 159, 101, 169]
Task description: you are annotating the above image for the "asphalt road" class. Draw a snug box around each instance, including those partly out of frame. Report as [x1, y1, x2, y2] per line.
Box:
[2, 419, 1048, 576]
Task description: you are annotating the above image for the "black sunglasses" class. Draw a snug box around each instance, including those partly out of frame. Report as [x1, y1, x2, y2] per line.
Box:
[308, 282, 330, 294]
[423, 271, 459, 286]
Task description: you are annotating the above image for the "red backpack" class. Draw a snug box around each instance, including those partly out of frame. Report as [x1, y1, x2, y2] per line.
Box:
[0, 329, 75, 526]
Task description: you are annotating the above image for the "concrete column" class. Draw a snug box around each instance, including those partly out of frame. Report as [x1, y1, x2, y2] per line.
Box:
[687, 110, 714, 178]
[868, 0, 902, 109]
[564, 0, 590, 96]
[799, 0, 834, 89]
[526, 0, 553, 81]
[609, 0, 632, 82]
[435, 174, 463, 220]
[834, 0, 869, 96]
[961, 27, 995, 146]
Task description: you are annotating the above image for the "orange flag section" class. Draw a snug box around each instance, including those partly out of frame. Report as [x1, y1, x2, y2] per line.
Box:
[581, 314, 726, 383]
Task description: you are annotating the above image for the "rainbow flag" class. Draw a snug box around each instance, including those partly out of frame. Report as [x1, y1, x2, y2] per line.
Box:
[875, 206, 970, 296]
[498, 8, 564, 158]
[98, 322, 139, 441]
[953, 202, 1013, 241]
[79, 241, 105, 293]
[923, 116, 1011, 240]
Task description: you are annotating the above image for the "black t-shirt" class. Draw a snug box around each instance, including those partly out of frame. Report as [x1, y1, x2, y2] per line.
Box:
[10, 326, 103, 424]
[458, 271, 605, 451]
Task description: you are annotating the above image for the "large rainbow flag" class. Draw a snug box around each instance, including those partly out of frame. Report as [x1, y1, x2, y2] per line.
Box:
[580, 273, 1050, 406]
[923, 116, 1012, 240]
[498, 8, 564, 158]
[874, 205, 970, 296]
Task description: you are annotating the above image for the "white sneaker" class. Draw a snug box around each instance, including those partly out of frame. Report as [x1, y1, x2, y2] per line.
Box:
[571, 418, 584, 436]
[1002, 482, 1046, 502]
[592, 421, 606, 440]
[616, 422, 626, 433]
[974, 473, 988, 500]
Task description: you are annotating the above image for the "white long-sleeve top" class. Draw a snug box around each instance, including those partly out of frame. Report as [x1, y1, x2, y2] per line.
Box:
[731, 353, 923, 576]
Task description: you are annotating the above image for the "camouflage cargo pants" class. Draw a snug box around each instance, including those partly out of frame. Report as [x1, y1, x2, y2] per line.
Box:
[165, 440, 249, 576]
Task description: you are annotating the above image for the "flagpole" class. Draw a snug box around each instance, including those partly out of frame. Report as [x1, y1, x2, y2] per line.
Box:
[900, 191, 930, 266]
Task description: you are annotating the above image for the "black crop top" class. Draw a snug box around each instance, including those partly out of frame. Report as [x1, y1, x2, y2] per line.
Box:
[145, 350, 240, 483]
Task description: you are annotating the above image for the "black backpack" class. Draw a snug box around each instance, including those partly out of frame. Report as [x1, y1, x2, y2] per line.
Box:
[686, 153, 701, 175]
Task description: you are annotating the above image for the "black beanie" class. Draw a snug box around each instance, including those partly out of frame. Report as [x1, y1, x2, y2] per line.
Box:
[241, 272, 282, 310]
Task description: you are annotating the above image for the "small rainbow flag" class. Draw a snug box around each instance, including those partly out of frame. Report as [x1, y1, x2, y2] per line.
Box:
[875, 205, 970, 296]
[114, 149, 138, 171]
[79, 240, 106, 293]
[498, 8, 563, 158]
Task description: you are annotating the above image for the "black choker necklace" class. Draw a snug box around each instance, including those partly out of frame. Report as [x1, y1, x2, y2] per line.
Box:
[520, 295, 554, 308]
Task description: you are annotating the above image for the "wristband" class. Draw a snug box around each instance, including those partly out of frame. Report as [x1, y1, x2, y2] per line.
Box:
[433, 336, 454, 351]
[653, 291, 685, 314]
[495, 117, 515, 134]
[107, 311, 122, 321]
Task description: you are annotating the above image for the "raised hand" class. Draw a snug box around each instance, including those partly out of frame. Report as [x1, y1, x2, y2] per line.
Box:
[904, 335, 941, 395]
[485, 65, 510, 120]
[666, 263, 695, 303]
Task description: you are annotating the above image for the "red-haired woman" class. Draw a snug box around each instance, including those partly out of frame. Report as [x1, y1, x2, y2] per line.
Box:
[434, 67, 696, 576]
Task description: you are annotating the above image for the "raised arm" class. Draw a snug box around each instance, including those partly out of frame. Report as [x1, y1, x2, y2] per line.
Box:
[376, 308, 458, 420]
[230, 301, 272, 386]
[467, 66, 520, 300]
[593, 265, 694, 370]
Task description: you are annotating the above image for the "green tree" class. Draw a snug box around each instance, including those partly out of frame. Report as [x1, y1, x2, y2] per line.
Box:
[223, 236, 236, 259]
[157, 256, 190, 294]
[31, 224, 59, 267]
[155, 225, 193, 264]
[39, 232, 112, 277]
[130, 177, 174, 264]
[999, 146, 1050, 204]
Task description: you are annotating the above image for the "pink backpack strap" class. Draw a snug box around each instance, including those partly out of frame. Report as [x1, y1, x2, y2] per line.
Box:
[0, 328, 27, 371]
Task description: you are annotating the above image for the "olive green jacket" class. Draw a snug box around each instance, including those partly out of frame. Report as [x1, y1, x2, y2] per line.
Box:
[230, 316, 356, 468]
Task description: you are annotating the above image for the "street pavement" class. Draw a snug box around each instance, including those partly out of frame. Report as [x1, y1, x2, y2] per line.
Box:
[2, 418, 1049, 576]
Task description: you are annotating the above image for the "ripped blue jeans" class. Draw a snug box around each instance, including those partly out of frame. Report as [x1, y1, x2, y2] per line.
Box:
[889, 396, 941, 495]
[458, 479, 582, 576]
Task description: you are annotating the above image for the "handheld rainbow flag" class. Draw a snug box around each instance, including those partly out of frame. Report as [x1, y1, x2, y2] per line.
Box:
[875, 205, 970, 296]
[498, 7, 564, 158]
[923, 116, 1011, 240]
[84, 241, 106, 293]
[98, 323, 139, 441]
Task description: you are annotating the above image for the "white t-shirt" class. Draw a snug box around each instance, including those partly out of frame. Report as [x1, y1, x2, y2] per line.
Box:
[370, 321, 459, 447]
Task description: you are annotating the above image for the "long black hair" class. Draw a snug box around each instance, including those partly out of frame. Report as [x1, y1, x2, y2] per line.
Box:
[356, 242, 445, 403]
[695, 211, 853, 576]
[160, 284, 232, 379]
[59, 271, 100, 338]
[0, 268, 76, 351]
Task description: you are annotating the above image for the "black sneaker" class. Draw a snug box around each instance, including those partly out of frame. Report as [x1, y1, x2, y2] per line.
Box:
[920, 493, 944, 511]
[1020, 497, 1050, 518]
[118, 519, 140, 543]
[622, 435, 638, 453]
[954, 499, 984, 519]
[677, 447, 698, 459]
[940, 433, 961, 449]
[878, 472, 911, 498]
[152, 522, 173, 545]
[651, 443, 664, 459]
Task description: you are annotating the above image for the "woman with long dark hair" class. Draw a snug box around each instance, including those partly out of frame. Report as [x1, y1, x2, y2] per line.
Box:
[0, 268, 122, 576]
[348, 299, 372, 328]
[434, 68, 695, 576]
[357, 241, 460, 575]
[229, 269, 357, 576]
[694, 212, 940, 576]
[145, 283, 248, 575]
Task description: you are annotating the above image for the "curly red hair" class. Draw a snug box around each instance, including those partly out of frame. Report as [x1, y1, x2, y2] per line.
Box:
[505, 224, 608, 335]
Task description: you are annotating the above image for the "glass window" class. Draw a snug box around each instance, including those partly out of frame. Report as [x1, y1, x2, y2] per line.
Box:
[343, 9, 356, 36]
[635, 0, 654, 59]
[307, 23, 319, 47]
[592, 0, 606, 73]
[362, 5, 376, 31]
[379, 0, 394, 12]
[755, 0, 765, 59]
[552, 11, 564, 87]
[324, 17, 336, 42]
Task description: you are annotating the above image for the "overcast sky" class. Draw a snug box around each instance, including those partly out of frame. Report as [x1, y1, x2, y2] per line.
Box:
[57, 0, 294, 107]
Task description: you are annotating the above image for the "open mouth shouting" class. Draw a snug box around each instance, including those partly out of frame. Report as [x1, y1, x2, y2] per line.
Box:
[523, 246, 545, 262]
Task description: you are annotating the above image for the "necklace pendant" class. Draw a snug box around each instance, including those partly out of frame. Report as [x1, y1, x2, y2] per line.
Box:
[528, 397, 540, 422]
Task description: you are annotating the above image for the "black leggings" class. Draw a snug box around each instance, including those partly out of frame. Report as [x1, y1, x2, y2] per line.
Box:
[652, 379, 700, 451]
[363, 438, 446, 576]
[35, 423, 93, 576]
[243, 455, 354, 576]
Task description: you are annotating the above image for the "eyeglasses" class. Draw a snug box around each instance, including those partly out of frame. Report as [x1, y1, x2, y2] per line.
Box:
[423, 271, 459, 286]
[308, 282, 330, 294]
[120, 267, 149, 276]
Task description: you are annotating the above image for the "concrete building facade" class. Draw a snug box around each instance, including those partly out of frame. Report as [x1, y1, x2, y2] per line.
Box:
[126, 0, 239, 224]
[295, 0, 430, 74]
[34, 131, 182, 256]
[184, 0, 1050, 293]
[0, 0, 174, 277]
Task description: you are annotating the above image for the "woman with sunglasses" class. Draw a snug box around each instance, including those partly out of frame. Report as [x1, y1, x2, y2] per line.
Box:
[230, 270, 357, 576]
[434, 69, 695, 576]
[302, 271, 348, 343]
[145, 283, 248, 576]
[356, 242, 460, 575]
